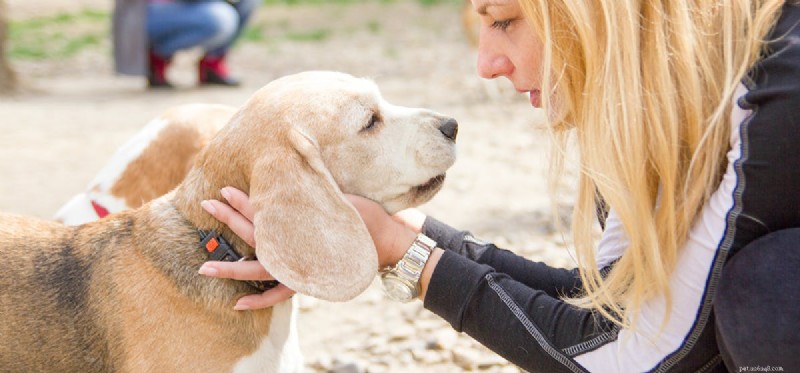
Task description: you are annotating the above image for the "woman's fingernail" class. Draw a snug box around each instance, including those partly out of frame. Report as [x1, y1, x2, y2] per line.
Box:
[200, 200, 217, 215]
[198, 263, 218, 276]
[220, 188, 231, 201]
[234, 303, 250, 311]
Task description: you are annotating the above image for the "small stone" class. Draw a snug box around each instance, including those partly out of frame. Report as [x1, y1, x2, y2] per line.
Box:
[364, 336, 386, 349]
[368, 343, 390, 355]
[387, 325, 416, 342]
[366, 366, 388, 373]
[309, 353, 333, 370]
[329, 361, 365, 373]
[476, 353, 508, 369]
[452, 348, 482, 370]
[398, 351, 414, 364]
[400, 302, 425, 321]
[413, 319, 442, 331]
[411, 349, 444, 364]
[342, 339, 364, 351]
[499, 366, 523, 373]
[426, 329, 459, 350]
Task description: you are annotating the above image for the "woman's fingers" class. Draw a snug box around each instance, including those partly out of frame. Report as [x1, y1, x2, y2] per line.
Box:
[201, 198, 256, 247]
[220, 187, 256, 222]
[198, 260, 273, 281]
[200, 261, 295, 310]
[234, 284, 296, 310]
[200, 186, 294, 311]
[392, 208, 426, 233]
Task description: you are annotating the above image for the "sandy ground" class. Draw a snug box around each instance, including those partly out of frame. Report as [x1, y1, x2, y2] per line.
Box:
[1, 2, 577, 371]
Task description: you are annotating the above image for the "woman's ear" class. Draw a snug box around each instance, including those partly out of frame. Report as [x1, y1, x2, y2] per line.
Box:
[248, 127, 378, 301]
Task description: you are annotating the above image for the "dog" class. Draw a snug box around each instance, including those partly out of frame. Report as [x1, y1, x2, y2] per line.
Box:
[0, 71, 457, 372]
[54, 103, 235, 225]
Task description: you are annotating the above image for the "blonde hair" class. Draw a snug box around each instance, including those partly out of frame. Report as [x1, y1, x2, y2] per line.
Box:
[518, 0, 786, 327]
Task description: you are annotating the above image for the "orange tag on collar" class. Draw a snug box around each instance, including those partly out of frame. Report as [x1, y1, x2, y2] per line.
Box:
[205, 238, 219, 252]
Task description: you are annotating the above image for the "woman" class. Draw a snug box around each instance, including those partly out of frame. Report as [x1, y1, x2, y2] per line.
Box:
[199, 0, 800, 371]
[112, 0, 259, 88]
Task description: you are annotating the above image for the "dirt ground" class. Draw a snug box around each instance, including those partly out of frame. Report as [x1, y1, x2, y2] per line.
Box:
[1, 2, 577, 371]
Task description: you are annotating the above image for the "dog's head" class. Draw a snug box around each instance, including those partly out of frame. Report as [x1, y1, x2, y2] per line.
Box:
[210, 71, 457, 301]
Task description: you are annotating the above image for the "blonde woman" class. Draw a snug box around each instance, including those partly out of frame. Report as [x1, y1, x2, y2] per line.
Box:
[200, 0, 800, 371]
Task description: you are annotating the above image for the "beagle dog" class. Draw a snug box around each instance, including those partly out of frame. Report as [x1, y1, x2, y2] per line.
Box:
[0, 71, 457, 372]
[54, 103, 235, 225]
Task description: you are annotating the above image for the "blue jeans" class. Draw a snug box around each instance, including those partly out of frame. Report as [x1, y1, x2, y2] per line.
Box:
[146, 0, 258, 58]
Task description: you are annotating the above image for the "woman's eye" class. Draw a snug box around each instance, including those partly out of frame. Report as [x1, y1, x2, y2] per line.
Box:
[490, 19, 513, 31]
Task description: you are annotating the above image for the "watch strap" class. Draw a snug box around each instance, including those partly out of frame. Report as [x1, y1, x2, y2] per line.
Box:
[381, 233, 436, 301]
[395, 233, 435, 276]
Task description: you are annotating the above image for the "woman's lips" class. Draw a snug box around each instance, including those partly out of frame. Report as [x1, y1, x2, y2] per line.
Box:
[517, 88, 542, 108]
[529, 90, 541, 108]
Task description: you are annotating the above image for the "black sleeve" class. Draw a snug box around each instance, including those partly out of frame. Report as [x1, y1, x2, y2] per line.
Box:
[731, 3, 800, 257]
[421, 216, 584, 299]
[421, 217, 617, 372]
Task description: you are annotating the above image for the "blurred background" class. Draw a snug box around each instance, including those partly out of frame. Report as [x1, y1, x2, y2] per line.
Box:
[0, 1, 575, 371]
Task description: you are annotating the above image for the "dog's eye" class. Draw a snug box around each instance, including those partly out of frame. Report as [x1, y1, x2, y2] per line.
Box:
[362, 113, 381, 132]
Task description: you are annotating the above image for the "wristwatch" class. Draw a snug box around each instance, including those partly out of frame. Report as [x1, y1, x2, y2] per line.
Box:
[380, 233, 436, 302]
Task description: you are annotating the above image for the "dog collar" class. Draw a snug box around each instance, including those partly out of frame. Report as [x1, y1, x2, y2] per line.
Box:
[91, 200, 110, 218]
[197, 229, 280, 292]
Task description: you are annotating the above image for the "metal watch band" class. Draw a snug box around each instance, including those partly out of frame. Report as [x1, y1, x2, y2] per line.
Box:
[380, 233, 436, 301]
[394, 233, 435, 277]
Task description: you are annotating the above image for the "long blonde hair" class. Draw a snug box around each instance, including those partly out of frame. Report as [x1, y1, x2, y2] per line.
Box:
[518, 0, 785, 327]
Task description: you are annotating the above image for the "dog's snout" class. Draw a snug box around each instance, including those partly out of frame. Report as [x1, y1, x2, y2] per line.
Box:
[439, 118, 458, 141]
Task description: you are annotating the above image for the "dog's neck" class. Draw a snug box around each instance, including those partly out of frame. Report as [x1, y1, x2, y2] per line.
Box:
[122, 195, 264, 311]
[170, 166, 255, 259]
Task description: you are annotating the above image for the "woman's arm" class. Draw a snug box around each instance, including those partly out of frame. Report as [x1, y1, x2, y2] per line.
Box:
[421, 216, 584, 299]
[200, 189, 618, 371]
[343, 194, 584, 301]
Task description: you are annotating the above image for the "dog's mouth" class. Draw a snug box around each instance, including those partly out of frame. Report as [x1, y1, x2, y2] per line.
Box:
[412, 173, 446, 195]
[382, 173, 448, 213]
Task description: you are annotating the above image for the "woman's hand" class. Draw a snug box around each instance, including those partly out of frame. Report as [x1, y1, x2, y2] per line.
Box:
[345, 195, 442, 301]
[199, 187, 295, 310]
[344, 195, 423, 269]
[200, 187, 433, 309]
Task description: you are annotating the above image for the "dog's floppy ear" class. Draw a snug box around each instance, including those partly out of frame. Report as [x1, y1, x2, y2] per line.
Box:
[249, 127, 378, 301]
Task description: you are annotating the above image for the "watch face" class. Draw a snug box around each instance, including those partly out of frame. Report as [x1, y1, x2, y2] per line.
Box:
[383, 278, 414, 302]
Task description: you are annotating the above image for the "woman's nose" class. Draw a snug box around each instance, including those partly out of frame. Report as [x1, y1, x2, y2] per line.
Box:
[476, 43, 514, 79]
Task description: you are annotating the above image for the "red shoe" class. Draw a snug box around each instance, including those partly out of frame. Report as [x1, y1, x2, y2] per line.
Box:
[148, 50, 173, 89]
[198, 54, 241, 87]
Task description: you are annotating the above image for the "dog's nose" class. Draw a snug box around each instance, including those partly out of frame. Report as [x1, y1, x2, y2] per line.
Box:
[439, 118, 458, 141]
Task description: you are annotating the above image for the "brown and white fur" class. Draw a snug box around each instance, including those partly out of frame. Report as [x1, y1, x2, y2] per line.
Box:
[0, 71, 458, 372]
[54, 103, 235, 225]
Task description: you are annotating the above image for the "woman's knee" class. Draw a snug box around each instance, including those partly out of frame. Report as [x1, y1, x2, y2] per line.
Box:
[198, 2, 239, 49]
[715, 228, 800, 371]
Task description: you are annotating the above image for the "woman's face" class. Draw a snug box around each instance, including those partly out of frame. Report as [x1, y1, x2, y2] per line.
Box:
[471, 0, 544, 108]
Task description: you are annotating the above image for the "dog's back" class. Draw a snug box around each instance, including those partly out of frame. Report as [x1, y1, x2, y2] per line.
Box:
[0, 212, 123, 371]
[0, 205, 291, 372]
[54, 104, 235, 225]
